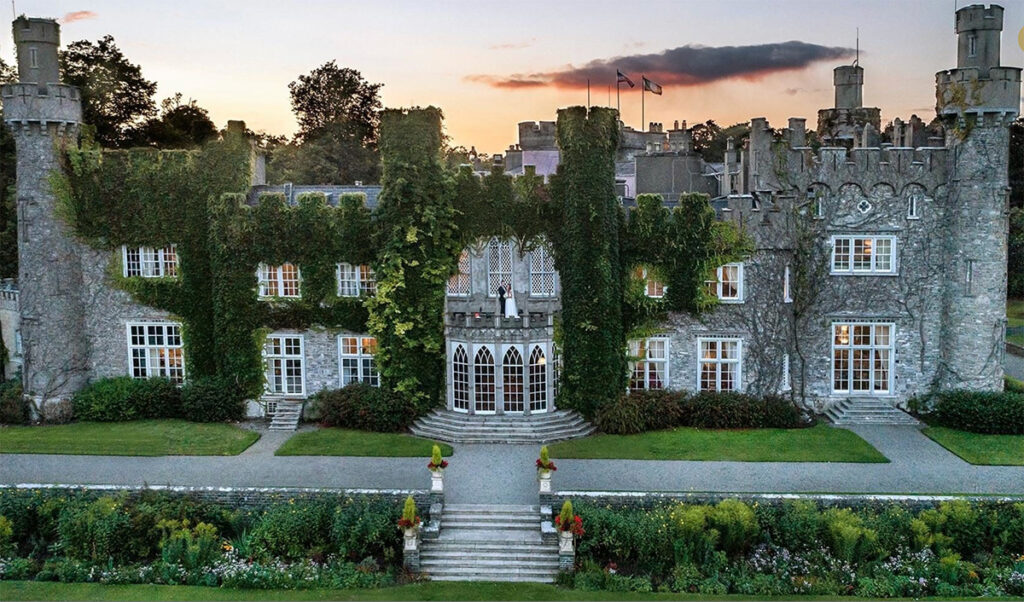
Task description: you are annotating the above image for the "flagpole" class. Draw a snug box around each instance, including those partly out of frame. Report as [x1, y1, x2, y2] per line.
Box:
[616, 81, 620, 115]
[587, 79, 590, 107]
[641, 75, 645, 132]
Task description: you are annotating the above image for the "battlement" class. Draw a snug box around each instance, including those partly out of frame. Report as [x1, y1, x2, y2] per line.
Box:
[517, 121, 556, 150]
[955, 4, 1003, 32]
[935, 66, 1022, 116]
[1, 83, 82, 125]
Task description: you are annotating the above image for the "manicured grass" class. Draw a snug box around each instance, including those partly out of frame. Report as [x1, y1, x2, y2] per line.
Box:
[922, 426, 1024, 466]
[275, 428, 453, 457]
[547, 423, 888, 463]
[2, 581, 935, 601]
[1008, 298, 1024, 346]
[0, 419, 259, 456]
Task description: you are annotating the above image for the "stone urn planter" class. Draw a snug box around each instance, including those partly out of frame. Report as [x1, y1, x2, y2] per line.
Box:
[430, 469, 445, 492]
[538, 469, 553, 493]
[558, 529, 574, 554]
[403, 525, 420, 550]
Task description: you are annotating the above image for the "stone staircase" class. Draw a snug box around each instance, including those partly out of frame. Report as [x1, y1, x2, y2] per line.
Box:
[410, 409, 595, 444]
[826, 398, 921, 425]
[420, 504, 559, 582]
[268, 401, 303, 431]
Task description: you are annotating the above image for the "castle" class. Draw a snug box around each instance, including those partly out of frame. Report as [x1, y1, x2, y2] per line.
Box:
[2, 4, 1019, 433]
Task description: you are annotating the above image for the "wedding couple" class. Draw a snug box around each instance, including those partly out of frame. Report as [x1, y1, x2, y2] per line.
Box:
[497, 281, 518, 318]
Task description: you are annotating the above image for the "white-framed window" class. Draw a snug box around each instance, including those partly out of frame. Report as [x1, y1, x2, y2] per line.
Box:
[487, 238, 513, 297]
[629, 338, 668, 392]
[123, 245, 178, 278]
[908, 196, 920, 220]
[452, 344, 470, 412]
[336, 263, 375, 297]
[634, 266, 665, 298]
[127, 322, 185, 383]
[705, 263, 744, 302]
[503, 346, 525, 412]
[528, 345, 548, 412]
[529, 245, 557, 297]
[832, 323, 894, 395]
[474, 346, 496, 413]
[448, 250, 471, 296]
[339, 336, 379, 387]
[258, 263, 301, 298]
[781, 353, 791, 392]
[831, 236, 896, 275]
[698, 338, 742, 392]
[263, 334, 304, 396]
[783, 264, 792, 303]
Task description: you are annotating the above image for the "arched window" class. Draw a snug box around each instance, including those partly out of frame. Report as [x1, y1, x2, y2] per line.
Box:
[487, 238, 513, 296]
[529, 346, 547, 412]
[474, 347, 495, 413]
[503, 347, 524, 413]
[452, 345, 470, 412]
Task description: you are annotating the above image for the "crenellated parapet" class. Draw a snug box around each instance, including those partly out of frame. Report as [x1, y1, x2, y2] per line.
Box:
[935, 66, 1021, 118]
[1, 83, 82, 132]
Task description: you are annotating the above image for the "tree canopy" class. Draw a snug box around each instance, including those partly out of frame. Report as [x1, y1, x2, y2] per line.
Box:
[0, 58, 17, 279]
[134, 94, 218, 149]
[60, 35, 157, 148]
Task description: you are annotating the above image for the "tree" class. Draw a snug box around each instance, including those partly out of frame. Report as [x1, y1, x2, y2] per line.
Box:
[135, 94, 218, 149]
[288, 61, 382, 144]
[60, 35, 157, 148]
[0, 57, 17, 279]
[271, 62, 383, 184]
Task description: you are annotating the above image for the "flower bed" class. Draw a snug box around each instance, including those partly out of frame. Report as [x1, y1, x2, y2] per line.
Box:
[0, 489, 403, 590]
[557, 498, 1024, 597]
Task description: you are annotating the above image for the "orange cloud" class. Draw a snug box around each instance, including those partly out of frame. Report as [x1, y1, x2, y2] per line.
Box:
[61, 11, 98, 24]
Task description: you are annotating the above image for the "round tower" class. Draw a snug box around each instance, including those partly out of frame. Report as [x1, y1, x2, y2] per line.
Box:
[12, 16, 61, 85]
[1, 17, 87, 400]
[833, 64, 863, 109]
[955, 4, 1003, 75]
[935, 4, 1021, 391]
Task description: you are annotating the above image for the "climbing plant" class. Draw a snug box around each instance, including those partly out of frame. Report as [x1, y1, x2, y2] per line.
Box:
[367, 108, 460, 412]
[548, 106, 626, 416]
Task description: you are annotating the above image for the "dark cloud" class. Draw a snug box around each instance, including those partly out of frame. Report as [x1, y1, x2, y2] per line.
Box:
[468, 41, 855, 89]
[61, 11, 98, 23]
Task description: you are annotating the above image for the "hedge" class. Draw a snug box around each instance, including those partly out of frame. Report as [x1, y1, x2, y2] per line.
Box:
[594, 390, 811, 434]
[72, 376, 246, 423]
[305, 383, 417, 432]
[929, 390, 1024, 435]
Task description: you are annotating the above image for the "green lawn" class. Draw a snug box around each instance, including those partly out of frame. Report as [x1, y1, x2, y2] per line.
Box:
[2, 581, 943, 601]
[275, 428, 453, 457]
[547, 424, 888, 463]
[922, 426, 1024, 466]
[0, 420, 259, 456]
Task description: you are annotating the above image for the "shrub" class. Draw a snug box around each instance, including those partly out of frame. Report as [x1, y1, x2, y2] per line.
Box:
[57, 497, 134, 563]
[668, 504, 717, 565]
[929, 390, 1024, 434]
[708, 499, 758, 557]
[73, 377, 181, 422]
[769, 499, 822, 552]
[41, 399, 74, 424]
[250, 500, 334, 560]
[0, 379, 30, 425]
[308, 383, 416, 432]
[1005, 376, 1024, 394]
[180, 377, 247, 422]
[157, 519, 221, 571]
[594, 390, 809, 434]
[331, 498, 401, 564]
[822, 508, 879, 563]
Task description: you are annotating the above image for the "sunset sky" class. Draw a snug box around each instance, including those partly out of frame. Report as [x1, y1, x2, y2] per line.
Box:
[5, 0, 1024, 152]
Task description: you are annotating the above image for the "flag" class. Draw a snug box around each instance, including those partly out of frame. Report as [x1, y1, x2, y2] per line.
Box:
[617, 70, 635, 88]
[642, 76, 662, 95]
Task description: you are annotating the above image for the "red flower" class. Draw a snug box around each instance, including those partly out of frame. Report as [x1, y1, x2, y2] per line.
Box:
[397, 516, 421, 528]
[536, 458, 557, 471]
[427, 459, 449, 470]
[554, 514, 585, 536]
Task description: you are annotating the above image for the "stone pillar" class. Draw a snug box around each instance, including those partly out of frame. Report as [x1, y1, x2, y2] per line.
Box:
[558, 531, 575, 572]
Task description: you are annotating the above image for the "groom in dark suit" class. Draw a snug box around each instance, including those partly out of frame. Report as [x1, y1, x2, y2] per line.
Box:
[497, 283, 507, 315]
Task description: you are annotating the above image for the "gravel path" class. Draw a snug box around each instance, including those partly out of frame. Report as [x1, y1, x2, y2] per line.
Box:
[2, 424, 1021, 502]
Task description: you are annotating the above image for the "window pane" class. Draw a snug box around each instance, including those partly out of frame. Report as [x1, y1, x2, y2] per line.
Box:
[833, 348, 849, 391]
[834, 239, 850, 271]
[874, 239, 892, 271]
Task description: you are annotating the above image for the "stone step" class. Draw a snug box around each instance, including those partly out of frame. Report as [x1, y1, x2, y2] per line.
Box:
[422, 542, 554, 553]
[428, 574, 555, 583]
[419, 411, 584, 425]
[421, 557, 558, 568]
[421, 549, 557, 561]
[444, 503, 539, 512]
[409, 409, 595, 444]
[826, 398, 920, 426]
[412, 419, 588, 433]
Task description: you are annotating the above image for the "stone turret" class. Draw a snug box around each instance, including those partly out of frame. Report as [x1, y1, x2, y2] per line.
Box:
[936, 3, 1021, 390]
[833, 65, 863, 109]
[818, 63, 880, 147]
[1, 17, 87, 400]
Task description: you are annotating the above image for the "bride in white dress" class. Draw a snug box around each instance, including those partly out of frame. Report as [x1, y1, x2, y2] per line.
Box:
[504, 281, 518, 318]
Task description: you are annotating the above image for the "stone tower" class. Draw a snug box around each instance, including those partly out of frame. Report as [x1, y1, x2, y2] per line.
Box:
[1, 17, 87, 400]
[936, 4, 1021, 390]
[817, 63, 880, 146]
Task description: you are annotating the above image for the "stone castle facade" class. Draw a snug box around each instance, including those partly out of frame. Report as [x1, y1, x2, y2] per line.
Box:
[4, 5, 1019, 420]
